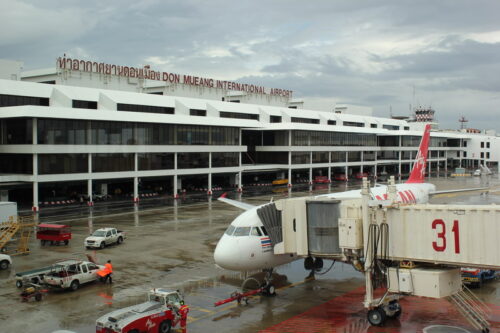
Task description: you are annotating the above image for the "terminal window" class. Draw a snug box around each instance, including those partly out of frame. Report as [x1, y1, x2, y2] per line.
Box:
[117, 103, 174, 114]
[291, 117, 320, 124]
[220, 111, 259, 121]
[0, 94, 49, 107]
[190, 109, 207, 117]
[73, 100, 97, 109]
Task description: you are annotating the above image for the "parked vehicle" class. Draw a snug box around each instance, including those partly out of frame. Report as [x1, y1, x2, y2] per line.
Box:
[43, 259, 103, 291]
[15, 265, 54, 288]
[36, 224, 72, 246]
[334, 174, 347, 181]
[85, 228, 126, 249]
[313, 176, 329, 184]
[96, 289, 185, 333]
[354, 172, 369, 179]
[272, 178, 288, 185]
[473, 169, 481, 176]
[0, 253, 12, 270]
[461, 268, 497, 287]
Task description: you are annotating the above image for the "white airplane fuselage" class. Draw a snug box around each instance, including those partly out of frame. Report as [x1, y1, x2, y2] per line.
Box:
[214, 182, 436, 271]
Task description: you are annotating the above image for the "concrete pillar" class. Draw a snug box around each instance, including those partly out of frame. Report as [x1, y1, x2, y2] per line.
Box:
[32, 153, 39, 211]
[87, 179, 93, 206]
[208, 174, 212, 195]
[288, 150, 292, 188]
[345, 151, 349, 181]
[445, 151, 448, 175]
[32, 181, 39, 212]
[360, 151, 364, 173]
[309, 167, 313, 184]
[174, 153, 179, 198]
[208, 152, 212, 195]
[133, 177, 139, 203]
[328, 152, 332, 183]
[32, 118, 38, 145]
[237, 172, 242, 192]
[173, 175, 179, 199]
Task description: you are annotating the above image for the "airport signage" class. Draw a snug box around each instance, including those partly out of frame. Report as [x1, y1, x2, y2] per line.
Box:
[57, 56, 292, 97]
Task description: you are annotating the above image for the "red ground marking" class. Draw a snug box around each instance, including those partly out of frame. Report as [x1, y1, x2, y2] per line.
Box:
[260, 286, 500, 333]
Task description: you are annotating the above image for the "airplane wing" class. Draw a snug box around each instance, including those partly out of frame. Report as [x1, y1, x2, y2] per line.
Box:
[217, 193, 256, 211]
[430, 187, 489, 196]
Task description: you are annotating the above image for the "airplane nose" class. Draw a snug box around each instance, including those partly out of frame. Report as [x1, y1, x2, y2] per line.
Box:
[214, 235, 240, 270]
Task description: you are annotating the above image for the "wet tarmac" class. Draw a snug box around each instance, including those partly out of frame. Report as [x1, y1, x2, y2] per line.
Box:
[1, 175, 500, 333]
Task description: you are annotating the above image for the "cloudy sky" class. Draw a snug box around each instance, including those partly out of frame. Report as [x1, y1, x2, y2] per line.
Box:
[1, 0, 499, 131]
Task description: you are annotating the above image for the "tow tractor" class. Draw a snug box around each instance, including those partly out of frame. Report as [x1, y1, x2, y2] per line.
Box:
[96, 289, 186, 333]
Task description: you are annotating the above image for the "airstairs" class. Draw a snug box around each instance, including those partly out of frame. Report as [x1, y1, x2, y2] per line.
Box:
[448, 285, 491, 333]
[0, 216, 37, 255]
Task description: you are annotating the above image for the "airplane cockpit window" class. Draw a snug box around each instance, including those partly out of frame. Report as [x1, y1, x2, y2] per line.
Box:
[260, 226, 268, 236]
[251, 227, 262, 236]
[225, 225, 236, 236]
[233, 227, 251, 236]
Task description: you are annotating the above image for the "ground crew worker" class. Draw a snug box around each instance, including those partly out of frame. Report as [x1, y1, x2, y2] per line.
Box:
[104, 260, 113, 284]
[178, 301, 189, 333]
[97, 260, 113, 284]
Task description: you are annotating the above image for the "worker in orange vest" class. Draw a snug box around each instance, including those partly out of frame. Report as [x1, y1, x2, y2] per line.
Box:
[97, 260, 113, 284]
[178, 301, 189, 333]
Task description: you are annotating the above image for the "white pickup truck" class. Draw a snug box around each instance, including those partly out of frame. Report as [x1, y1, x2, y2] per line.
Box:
[0, 254, 12, 270]
[84, 228, 125, 249]
[43, 259, 104, 291]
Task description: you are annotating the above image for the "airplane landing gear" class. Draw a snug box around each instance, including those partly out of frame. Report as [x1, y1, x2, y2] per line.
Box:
[261, 268, 276, 296]
[304, 256, 324, 272]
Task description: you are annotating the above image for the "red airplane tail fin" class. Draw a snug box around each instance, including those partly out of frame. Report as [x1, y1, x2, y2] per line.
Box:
[406, 124, 431, 184]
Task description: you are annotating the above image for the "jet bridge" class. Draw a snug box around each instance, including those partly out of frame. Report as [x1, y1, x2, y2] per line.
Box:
[270, 178, 499, 332]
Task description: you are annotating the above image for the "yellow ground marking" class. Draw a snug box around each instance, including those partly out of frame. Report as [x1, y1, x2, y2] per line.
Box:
[187, 276, 316, 324]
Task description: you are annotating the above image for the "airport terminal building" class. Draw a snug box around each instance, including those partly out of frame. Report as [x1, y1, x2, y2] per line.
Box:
[0, 57, 498, 211]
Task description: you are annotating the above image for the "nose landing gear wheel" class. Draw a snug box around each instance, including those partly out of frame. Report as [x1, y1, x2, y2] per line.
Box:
[367, 307, 387, 326]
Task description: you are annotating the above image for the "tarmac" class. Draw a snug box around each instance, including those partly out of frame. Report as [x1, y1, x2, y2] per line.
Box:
[1, 175, 499, 333]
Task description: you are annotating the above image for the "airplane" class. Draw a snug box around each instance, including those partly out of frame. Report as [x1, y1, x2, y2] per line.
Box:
[213, 124, 484, 294]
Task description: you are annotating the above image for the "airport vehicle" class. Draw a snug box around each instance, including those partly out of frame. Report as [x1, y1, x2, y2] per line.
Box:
[85, 228, 125, 249]
[96, 288, 185, 333]
[214, 125, 485, 283]
[43, 259, 103, 291]
[20, 283, 49, 302]
[473, 169, 481, 176]
[15, 265, 53, 288]
[354, 172, 369, 179]
[313, 176, 329, 184]
[0, 253, 12, 270]
[461, 268, 497, 287]
[334, 173, 347, 181]
[36, 224, 72, 246]
[272, 178, 288, 185]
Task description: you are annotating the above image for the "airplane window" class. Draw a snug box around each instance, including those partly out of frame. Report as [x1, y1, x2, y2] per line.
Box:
[260, 226, 268, 236]
[225, 225, 236, 235]
[233, 227, 251, 236]
[251, 227, 262, 236]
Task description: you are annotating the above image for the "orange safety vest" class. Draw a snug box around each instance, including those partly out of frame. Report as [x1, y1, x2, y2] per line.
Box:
[179, 304, 189, 318]
[97, 263, 113, 277]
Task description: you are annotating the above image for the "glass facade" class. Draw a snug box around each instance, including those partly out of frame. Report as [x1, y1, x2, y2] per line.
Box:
[212, 152, 239, 167]
[312, 152, 329, 163]
[331, 151, 345, 162]
[117, 103, 174, 114]
[220, 111, 259, 120]
[92, 153, 134, 172]
[402, 136, 420, 147]
[36, 118, 239, 145]
[178, 153, 209, 169]
[0, 154, 32, 174]
[38, 119, 87, 144]
[0, 94, 49, 107]
[348, 151, 361, 162]
[0, 118, 32, 144]
[138, 153, 174, 170]
[292, 152, 310, 164]
[292, 131, 376, 146]
[38, 154, 88, 174]
[263, 131, 288, 146]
